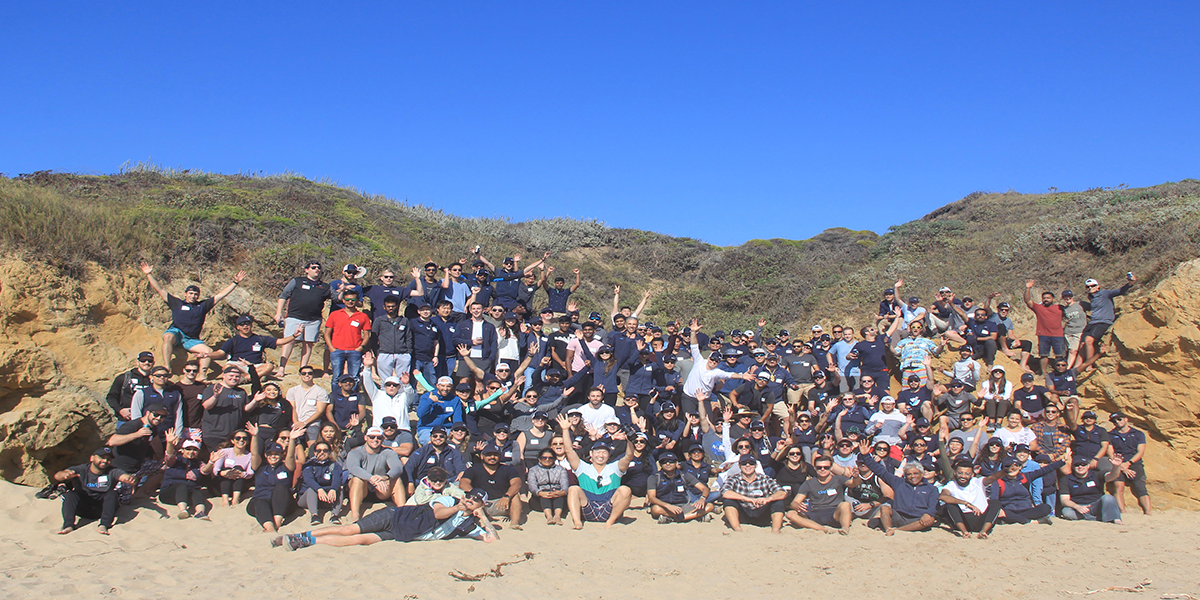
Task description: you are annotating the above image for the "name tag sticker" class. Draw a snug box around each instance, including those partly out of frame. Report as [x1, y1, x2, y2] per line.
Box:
[677, 485, 685, 492]
[302, 285, 311, 290]
[1086, 481, 1096, 487]
[181, 306, 191, 311]
[277, 472, 289, 480]
[427, 456, 436, 464]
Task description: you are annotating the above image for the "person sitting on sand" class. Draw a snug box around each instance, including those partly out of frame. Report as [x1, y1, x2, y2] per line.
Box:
[206, 430, 255, 506]
[1060, 449, 1125, 524]
[159, 430, 209, 520]
[785, 454, 854, 535]
[645, 453, 712, 524]
[346, 426, 408, 522]
[272, 488, 498, 550]
[298, 440, 344, 526]
[459, 443, 524, 529]
[245, 423, 300, 533]
[857, 439, 939, 535]
[406, 466, 466, 506]
[939, 459, 1000, 539]
[555, 414, 636, 529]
[721, 454, 787, 533]
[527, 449, 570, 525]
[53, 446, 135, 535]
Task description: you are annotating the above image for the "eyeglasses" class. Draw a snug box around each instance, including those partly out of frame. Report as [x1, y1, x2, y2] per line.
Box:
[150, 373, 166, 378]
[137, 358, 154, 363]
[814, 465, 832, 471]
[299, 371, 314, 376]
[450, 268, 462, 273]
[365, 435, 383, 440]
[429, 434, 446, 439]
[381, 275, 395, 279]
[384, 382, 401, 387]
[232, 436, 249, 442]
[183, 368, 199, 374]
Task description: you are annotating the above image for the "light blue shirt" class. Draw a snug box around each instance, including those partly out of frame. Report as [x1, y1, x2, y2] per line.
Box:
[830, 340, 859, 377]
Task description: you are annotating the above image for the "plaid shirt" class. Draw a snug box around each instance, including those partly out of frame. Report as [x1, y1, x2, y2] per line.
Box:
[721, 471, 782, 506]
[1030, 419, 1072, 456]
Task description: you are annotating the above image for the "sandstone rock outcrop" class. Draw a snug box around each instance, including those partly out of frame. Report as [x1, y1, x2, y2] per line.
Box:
[1082, 258, 1200, 507]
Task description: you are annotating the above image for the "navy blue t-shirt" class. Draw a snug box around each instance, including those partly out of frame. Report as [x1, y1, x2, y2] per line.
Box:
[167, 295, 214, 338]
[329, 389, 363, 429]
[852, 338, 889, 373]
[219, 334, 277, 364]
[546, 288, 572, 313]
[364, 285, 408, 320]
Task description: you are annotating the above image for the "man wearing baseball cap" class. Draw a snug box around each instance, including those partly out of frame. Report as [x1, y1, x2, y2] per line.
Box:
[345, 426, 407, 522]
[140, 260, 246, 380]
[52, 446, 135, 535]
[1078, 274, 1136, 372]
[1108, 412, 1150, 515]
[204, 315, 299, 379]
[273, 487, 498, 550]
[460, 443, 524, 527]
[106, 351, 157, 424]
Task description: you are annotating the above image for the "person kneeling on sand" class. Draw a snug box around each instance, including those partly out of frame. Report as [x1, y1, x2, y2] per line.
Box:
[273, 488, 498, 550]
[53, 446, 136, 535]
[556, 414, 635, 529]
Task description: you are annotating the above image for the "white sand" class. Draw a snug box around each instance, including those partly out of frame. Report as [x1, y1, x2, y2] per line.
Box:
[1, 481, 1196, 600]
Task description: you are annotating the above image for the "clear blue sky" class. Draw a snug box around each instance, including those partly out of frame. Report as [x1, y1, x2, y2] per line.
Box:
[3, 3, 1197, 246]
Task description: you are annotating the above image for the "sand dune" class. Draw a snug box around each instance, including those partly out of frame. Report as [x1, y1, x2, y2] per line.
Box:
[2, 481, 1197, 600]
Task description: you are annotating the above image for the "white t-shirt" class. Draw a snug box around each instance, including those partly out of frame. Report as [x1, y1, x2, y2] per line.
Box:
[943, 477, 989, 511]
[577, 403, 617, 431]
[993, 427, 1035, 450]
[470, 320, 484, 358]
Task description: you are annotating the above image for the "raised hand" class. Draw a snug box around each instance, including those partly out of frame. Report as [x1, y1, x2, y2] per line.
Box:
[165, 428, 180, 447]
[758, 318, 767, 327]
[245, 422, 259, 436]
[140, 261, 153, 274]
[362, 351, 375, 367]
[542, 251, 551, 259]
[457, 344, 471, 357]
[1026, 280, 1036, 289]
[233, 270, 247, 283]
[411, 267, 421, 279]
[572, 268, 580, 275]
[613, 285, 621, 295]
[547, 266, 555, 273]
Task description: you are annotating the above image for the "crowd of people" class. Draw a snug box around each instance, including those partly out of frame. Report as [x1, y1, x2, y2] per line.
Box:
[52, 250, 1151, 546]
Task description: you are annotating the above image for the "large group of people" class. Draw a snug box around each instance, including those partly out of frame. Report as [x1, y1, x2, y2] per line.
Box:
[55, 250, 1151, 547]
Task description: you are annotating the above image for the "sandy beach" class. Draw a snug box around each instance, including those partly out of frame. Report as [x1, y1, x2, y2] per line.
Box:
[2, 481, 1196, 600]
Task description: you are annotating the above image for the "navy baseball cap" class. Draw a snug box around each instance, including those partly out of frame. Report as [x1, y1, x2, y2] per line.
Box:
[738, 455, 757, 465]
[532, 411, 549, 420]
[480, 443, 502, 455]
[236, 315, 253, 325]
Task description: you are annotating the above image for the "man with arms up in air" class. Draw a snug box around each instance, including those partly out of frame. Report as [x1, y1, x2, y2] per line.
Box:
[141, 261, 245, 379]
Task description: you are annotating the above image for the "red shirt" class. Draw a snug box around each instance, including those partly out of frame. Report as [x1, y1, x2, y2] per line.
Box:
[1028, 303, 1065, 337]
[325, 309, 371, 350]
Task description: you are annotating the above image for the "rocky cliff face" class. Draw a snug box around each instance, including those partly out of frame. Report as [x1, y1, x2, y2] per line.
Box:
[3, 256, 1199, 508]
[0, 258, 260, 486]
[1081, 258, 1200, 507]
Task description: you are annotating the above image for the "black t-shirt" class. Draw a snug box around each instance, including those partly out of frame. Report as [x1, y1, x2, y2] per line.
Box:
[280, 277, 332, 321]
[68, 464, 128, 499]
[775, 463, 811, 495]
[896, 387, 931, 411]
[167, 295, 215, 338]
[111, 420, 154, 472]
[219, 334, 277, 364]
[1013, 385, 1049, 414]
[462, 463, 521, 500]
[1063, 470, 1105, 505]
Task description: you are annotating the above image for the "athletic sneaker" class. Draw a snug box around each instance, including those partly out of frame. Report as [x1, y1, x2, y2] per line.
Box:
[310, 515, 322, 527]
[273, 533, 314, 551]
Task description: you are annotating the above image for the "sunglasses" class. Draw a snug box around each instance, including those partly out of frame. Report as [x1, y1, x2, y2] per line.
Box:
[306, 264, 322, 269]
[313, 448, 330, 453]
[430, 434, 446, 438]
[183, 368, 199, 374]
[137, 359, 154, 363]
[384, 382, 401, 387]
[786, 451, 803, 457]
[233, 436, 249, 442]
[814, 465, 832, 471]
[365, 435, 383, 440]
[381, 275, 395, 279]
[735, 444, 752, 449]
[300, 371, 315, 376]
[427, 478, 447, 484]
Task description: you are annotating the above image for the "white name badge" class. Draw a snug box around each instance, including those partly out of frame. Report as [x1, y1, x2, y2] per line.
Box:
[351, 321, 362, 328]
[676, 485, 685, 493]
[181, 306, 191, 311]
[427, 456, 436, 464]
[277, 472, 289, 480]
[1086, 481, 1096, 487]
[302, 284, 311, 290]
[252, 343, 262, 352]
[97, 475, 109, 485]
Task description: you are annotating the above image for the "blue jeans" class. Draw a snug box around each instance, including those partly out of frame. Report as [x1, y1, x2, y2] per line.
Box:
[436, 357, 456, 379]
[1062, 495, 1121, 523]
[415, 359, 437, 389]
[329, 350, 362, 382]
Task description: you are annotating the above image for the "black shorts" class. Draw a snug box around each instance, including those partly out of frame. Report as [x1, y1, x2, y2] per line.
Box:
[355, 506, 397, 541]
[1083, 322, 1111, 340]
[806, 506, 841, 527]
[736, 500, 785, 521]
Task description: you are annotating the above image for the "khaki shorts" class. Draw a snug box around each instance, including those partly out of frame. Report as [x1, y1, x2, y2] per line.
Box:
[1065, 333, 1082, 352]
[787, 384, 815, 407]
